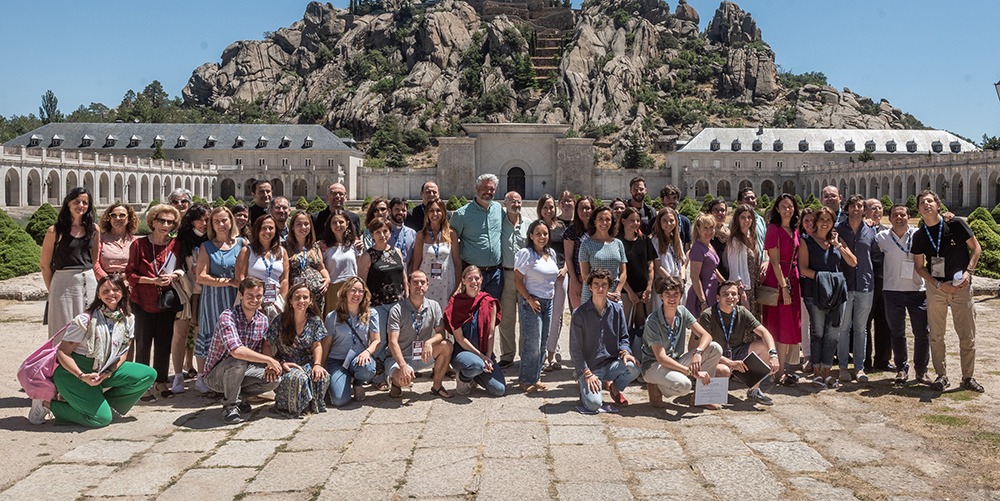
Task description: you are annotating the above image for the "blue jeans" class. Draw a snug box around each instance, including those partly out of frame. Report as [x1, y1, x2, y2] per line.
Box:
[450, 351, 506, 396]
[883, 290, 930, 374]
[326, 357, 376, 407]
[482, 266, 503, 301]
[805, 297, 842, 367]
[838, 291, 874, 371]
[518, 296, 552, 385]
[578, 359, 640, 411]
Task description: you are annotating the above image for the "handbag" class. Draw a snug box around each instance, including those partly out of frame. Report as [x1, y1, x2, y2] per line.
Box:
[157, 287, 183, 313]
[755, 285, 780, 307]
[18, 315, 89, 401]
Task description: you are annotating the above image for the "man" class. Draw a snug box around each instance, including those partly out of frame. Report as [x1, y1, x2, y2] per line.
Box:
[388, 197, 417, 271]
[313, 182, 361, 238]
[269, 196, 291, 242]
[821, 185, 844, 222]
[835, 195, 877, 384]
[248, 179, 272, 225]
[874, 204, 930, 385]
[386, 270, 454, 398]
[497, 191, 527, 368]
[659, 185, 692, 249]
[738, 187, 767, 255]
[404, 181, 440, 231]
[910, 190, 984, 393]
[698, 281, 781, 406]
[865, 198, 892, 372]
[451, 173, 504, 299]
[627, 176, 657, 234]
[570, 269, 641, 411]
[203, 277, 281, 424]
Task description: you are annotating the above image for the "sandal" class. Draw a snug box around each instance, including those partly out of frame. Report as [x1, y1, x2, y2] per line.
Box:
[825, 376, 841, 389]
[139, 389, 157, 403]
[812, 376, 826, 389]
[609, 384, 629, 406]
[430, 386, 453, 399]
[780, 373, 799, 387]
[543, 361, 562, 372]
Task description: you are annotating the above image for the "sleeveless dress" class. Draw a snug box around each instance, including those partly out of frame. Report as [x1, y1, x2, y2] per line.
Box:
[197, 240, 243, 357]
[247, 248, 286, 319]
[761, 224, 802, 344]
[419, 235, 456, 306]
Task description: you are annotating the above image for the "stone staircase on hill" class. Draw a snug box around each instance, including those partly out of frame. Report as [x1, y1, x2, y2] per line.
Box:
[531, 32, 566, 83]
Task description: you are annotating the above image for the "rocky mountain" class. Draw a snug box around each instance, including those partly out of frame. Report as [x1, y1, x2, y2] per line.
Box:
[182, 0, 925, 164]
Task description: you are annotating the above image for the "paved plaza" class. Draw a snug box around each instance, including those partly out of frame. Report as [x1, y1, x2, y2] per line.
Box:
[1, 290, 999, 500]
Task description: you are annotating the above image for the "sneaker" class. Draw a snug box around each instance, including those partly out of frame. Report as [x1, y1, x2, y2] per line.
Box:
[171, 373, 186, 394]
[455, 378, 473, 396]
[779, 373, 798, 386]
[28, 399, 50, 425]
[825, 376, 841, 389]
[838, 370, 852, 383]
[915, 372, 933, 385]
[746, 388, 774, 406]
[238, 401, 252, 414]
[352, 384, 367, 402]
[960, 377, 985, 393]
[929, 375, 950, 392]
[222, 406, 244, 424]
[195, 375, 210, 394]
[894, 370, 908, 385]
[856, 371, 869, 383]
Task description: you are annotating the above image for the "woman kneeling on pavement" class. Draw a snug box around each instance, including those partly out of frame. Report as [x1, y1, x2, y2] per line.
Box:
[32, 274, 156, 427]
[445, 266, 505, 397]
[322, 276, 380, 406]
[266, 283, 330, 417]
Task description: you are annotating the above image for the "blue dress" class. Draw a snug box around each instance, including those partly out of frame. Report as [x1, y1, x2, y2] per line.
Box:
[196, 240, 242, 357]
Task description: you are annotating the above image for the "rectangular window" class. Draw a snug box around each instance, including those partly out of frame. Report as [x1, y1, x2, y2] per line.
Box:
[259, 158, 266, 167]
[206, 158, 213, 165]
[281, 158, 289, 167]
[776, 161, 784, 169]
[304, 158, 312, 167]
[327, 159, 335, 167]
[734, 161, 741, 169]
[755, 160, 762, 169]
[235, 158, 242, 165]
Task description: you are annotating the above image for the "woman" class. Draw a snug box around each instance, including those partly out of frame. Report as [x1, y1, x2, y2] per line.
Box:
[514, 220, 559, 392]
[686, 213, 723, 315]
[361, 197, 390, 248]
[798, 206, 856, 388]
[445, 266, 505, 396]
[705, 198, 730, 280]
[620, 207, 657, 354]
[194, 206, 243, 393]
[266, 284, 330, 416]
[761, 193, 803, 385]
[32, 274, 156, 427]
[94, 203, 138, 280]
[557, 191, 575, 227]
[563, 196, 594, 310]
[126, 204, 182, 401]
[322, 277, 380, 406]
[236, 214, 289, 320]
[169, 203, 210, 394]
[231, 203, 250, 240]
[358, 216, 407, 362]
[609, 198, 628, 235]
[578, 206, 627, 304]
[651, 207, 687, 313]
[539, 194, 569, 371]
[798, 207, 818, 371]
[167, 188, 192, 220]
[726, 204, 762, 319]
[320, 210, 359, 316]
[412, 198, 461, 306]
[40, 187, 100, 337]
[285, 211, 331, 313]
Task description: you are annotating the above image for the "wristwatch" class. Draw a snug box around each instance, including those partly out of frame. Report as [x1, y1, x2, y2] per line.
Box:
[768, 348, 778, 358]
[694, 348, 703, 355]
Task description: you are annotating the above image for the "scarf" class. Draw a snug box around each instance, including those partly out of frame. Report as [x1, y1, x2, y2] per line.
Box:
[74, 307, 134, 371]
[444, 292, 500, 349]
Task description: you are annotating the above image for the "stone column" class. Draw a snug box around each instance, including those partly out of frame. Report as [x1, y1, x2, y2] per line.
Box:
[437, 137, 478, 199]
[555, 138, 594, 197]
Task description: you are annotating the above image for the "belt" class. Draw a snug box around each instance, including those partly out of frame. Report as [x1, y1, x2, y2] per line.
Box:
[479, 264, 500, 273]
[502, 267, 515, 272]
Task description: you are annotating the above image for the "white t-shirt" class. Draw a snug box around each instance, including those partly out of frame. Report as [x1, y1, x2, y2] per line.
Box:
[875, 227, 925, 292]
[514, 247, 559, 299]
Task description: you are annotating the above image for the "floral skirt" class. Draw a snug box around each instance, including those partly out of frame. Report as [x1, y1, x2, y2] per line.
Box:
[274, 363, 331, 416]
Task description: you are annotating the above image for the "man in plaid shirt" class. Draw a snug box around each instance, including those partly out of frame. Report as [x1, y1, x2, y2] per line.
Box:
[204, 277, 282, 424]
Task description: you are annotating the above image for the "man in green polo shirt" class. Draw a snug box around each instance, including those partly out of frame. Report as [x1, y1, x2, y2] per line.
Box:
[451, 173, 504, 299]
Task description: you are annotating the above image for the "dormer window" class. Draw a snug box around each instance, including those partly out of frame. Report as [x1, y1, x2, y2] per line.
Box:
[206, 135, 217, 147]
[865, 140, 876, 152]
[824, 140, 834, 152]
[303, 136, 313, 148]
[931, 141, 943, 153]
[845, 140, 855, 152]
[280, 136, 291, 148]
[105, 135, 117, 147]
[257, 136, 268, 148]
[176, 135, 188, 148]
[50, 135, 63, 147]
[28, 134, 42, 147]
[950, 141, 961, 153]
[773, 139, 783, 152]
[906, 140, 917, 153]
[153, 135, 164, 147]
[82, 134, 94, 147]
[731, 139, 741, 152]
[751, 139, 761, 151]
[710, 139, 720, 151]
[886, 140, 896, 153]
[234, 136, 245, 148]
[128, 135, 141, 147]
[798, 139, 809, 152]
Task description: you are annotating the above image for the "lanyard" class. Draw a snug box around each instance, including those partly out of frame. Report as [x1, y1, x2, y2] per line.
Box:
[262, 252, 274, 281]
[925, 221, 944, 254]
[391, 226, 407, 254]
[151, 241, 169, 276]
[889, 230, 912, 254]
[664, 311, 681, 348]
[429, 229, 440, 260]
[717, 306, 736, 346]
[410, 307, 426, 334]
[296, 248, 309, 271]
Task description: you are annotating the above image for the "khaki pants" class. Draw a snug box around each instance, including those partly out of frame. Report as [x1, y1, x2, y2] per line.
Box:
[926, 283, 976, 379]
[498, 269, 519, 363]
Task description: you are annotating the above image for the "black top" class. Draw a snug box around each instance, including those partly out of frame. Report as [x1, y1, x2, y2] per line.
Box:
[909, 218, 974, 281]
[249, 203, 268, 226]
[52, 232, 93, 270]
[313, 207, 361, 240]
[366, 247, 405, 306]
[710, 236, 730, 280]
[405, 203, 427, 232]
[547, 221, 567, 268]
[622, 235, 657, 293]
[800, 235, 843, 299]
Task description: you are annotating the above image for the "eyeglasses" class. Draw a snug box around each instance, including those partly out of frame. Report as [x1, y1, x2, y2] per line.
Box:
[109, 213, 128, 220]
[170, 199, 190, 206]
[347, 288, 365, 295]
[155, 218, 177, 226]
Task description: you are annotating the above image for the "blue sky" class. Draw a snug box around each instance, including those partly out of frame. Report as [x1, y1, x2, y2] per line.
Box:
[2, 0, 998, 141]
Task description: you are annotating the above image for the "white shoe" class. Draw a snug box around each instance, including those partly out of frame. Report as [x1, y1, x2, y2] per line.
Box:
[455, 378, 472, 396]
[195, 375, 210, 394]
[171, 373, 185, 394]
[28, 399, 50, 425]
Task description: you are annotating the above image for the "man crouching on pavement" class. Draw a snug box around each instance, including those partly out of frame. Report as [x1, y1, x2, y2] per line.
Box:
[386, 270, 454, 399]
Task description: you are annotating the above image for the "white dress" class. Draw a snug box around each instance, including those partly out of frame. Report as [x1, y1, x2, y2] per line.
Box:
[419, 239, 456, 306]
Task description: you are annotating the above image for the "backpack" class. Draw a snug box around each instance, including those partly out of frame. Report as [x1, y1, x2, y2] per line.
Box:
[18, 314, 90, 401]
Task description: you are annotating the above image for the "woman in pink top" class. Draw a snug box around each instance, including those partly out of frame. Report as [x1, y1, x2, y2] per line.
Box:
[94, 203, 138, 279]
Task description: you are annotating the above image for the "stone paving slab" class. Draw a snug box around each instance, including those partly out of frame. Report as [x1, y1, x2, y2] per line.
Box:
[747, 441, 832, 473]
[247, 450, 342, 493]
[400, 446, 480, 498]
[633, 468, 706, 498]
[233, 415, 304, 440]
[0, 464, 116, 501]
[551, 445, 623, 482]
[157, 467, 256, 501]
[285, 428, 354, 452]
[789, 476, 861, 501]
[680, 425, 752, 457]
[696, 456, 784, 499]
[483, 421, 548, 458]
[548, 424, 609, 445]
[476, 458, 552, 501]
[56, 439, 154, 464]
[317, 460, 407, 501]
[852, 465, 932, 495]
[88, 452, 201, 496]
[155, 429, 230, 453]
[339, 423, 422, 463]
[202, 439, 283, 467]
[556, 482, 632, 500]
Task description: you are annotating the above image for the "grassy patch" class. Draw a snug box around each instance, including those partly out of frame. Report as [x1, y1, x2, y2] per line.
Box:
[973, 431, 1000, 447]
[923, 414, 969, 426]
[942, 391, 980, 401]
[985, 371, 1000, 376]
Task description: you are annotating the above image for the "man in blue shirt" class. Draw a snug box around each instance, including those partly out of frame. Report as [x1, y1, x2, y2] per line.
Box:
[659, 185, 691, 250]
[388, 197, 417, 272]
[738, 187, 767, 256]
[451, 173, 504, 299]
[835, 195, 877, 384]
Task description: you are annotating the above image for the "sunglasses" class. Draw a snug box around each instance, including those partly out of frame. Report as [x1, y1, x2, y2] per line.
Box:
[155, 218, 177, 226]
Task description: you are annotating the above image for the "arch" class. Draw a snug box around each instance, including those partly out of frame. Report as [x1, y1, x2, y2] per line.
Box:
[839, 178, 847, 196]
[46, 170, 60, 204]
[694, 179, 709, 197]
[202, 179, 210, 199]
[113, 174, 124, 202]
[174, 176, 183, 196]
[5, 169, 21, 206]
[760, 179, 775, 198]
[920, 174, 931, 193]
[127, 174, 137, 204]
[951, 172, 963, 207]
[848, 178, 857, 196]
[65, 171, 79, 197]
[140, 175, 150, 203]
[716, 179, 732, 199]
[245, 178, 256, 198]
[881, 176, 889, 197]
[163, 176, 173, 199]
[738, 179, 753, 192]
[220, 178, 236, 199]
[970, 172, 983, 208]
[83, 172, 95, 199]
[893, 176, 902, 202]
[271, 178, 284, 197]
[151, 175, 160, 201]
[780, 180, 795, 196]
[184, 177, 193, 192]
[292, 178, 308, 199]
[990, 171, 1000, 208]
[934, 173, 947, 200]
[98, 173, 110, 205]
[859, 178, 867, 198]
[870, 176, 878, 197]
[813, 180, 820, 196]
[26, 169, 41, 206]
[908, 175, 917, 200]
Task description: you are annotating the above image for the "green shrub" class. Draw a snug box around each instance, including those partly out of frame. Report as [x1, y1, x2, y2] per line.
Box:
[905, 195, 918, 217]
[991, 202, 1000, 224]
[645, 195, 663, 210]
[308, 196, 327, 213]
[446, 195, 469, 211]
[976, 249, 1000, 279]
[225, 196, 239, 208]
[147, 199, 161, 211]
[0, 209, 41, 280]
[25, 203, 57, 245]
[193, 195, 208, 205]
[970, 219, 1000, 248]
[678, 197, 699, 222]
[880, 195, 893, 211]
[213, 197, 227, 208]
[362, 196, 374, 210]
[968, 207, 997, 232]
[296, 197, 310, 211]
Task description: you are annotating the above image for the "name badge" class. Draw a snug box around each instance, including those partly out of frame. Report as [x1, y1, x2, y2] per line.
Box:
[900, 257, 914, 280]
[343, 349, 357, 369]
[412, 340, 424, 360]
[430, 262, 443, 278]
[930, 257, 945, 278]
[264, 283, 277, 304]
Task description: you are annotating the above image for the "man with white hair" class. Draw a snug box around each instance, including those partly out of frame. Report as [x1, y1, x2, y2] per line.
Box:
[497, 191, 527, 368]
[451, 173, 504, 299]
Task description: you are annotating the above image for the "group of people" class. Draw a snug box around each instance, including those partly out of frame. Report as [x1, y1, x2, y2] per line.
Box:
[25, 173, 984, 427]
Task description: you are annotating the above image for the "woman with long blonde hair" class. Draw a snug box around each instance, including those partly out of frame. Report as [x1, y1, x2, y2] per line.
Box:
[412, 198, 462, 305]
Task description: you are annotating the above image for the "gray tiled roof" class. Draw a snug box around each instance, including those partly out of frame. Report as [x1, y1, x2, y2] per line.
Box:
[681, 127, 978, 154]
[3, 123, 358, 152]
